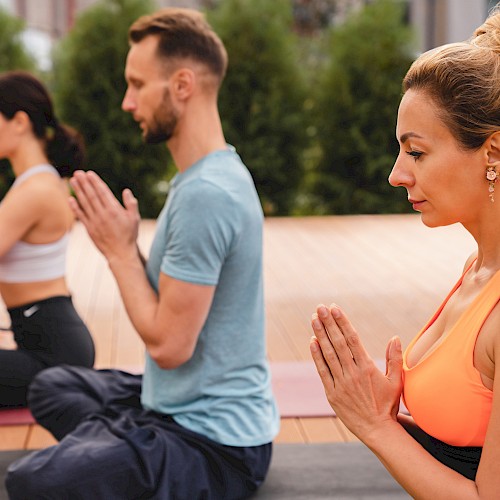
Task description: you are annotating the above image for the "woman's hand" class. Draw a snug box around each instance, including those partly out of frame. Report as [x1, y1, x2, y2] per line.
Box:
[310, 303, 403, 441]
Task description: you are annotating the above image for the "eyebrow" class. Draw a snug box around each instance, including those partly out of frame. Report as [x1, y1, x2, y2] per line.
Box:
[399, 132, 424, 144]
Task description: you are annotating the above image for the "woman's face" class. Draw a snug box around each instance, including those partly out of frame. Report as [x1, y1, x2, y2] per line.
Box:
[389, 89, 487, 228]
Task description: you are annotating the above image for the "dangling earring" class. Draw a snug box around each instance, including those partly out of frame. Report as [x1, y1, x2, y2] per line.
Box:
[486, 165, 498, 202]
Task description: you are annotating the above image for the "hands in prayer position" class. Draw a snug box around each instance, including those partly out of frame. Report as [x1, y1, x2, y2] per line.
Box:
[68, 170, 140, 264]
[310, 304, 403, 440]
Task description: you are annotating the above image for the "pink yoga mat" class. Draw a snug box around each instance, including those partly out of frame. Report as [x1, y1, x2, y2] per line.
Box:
[270, 360, 409, 418]
[0, 361, 407, 425]
[0, 408, 35, 426]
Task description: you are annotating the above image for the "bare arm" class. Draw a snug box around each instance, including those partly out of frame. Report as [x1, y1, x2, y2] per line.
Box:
[310, 304, 499, 498]
[69, 170, 214, 368]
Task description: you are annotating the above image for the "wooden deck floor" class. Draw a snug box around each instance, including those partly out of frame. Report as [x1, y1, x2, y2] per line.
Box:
[0, 214, 475, 449]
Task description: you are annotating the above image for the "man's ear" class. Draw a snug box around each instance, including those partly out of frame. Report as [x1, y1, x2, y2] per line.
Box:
[486, 131, 500, 166]
[171, 68, 195, 101]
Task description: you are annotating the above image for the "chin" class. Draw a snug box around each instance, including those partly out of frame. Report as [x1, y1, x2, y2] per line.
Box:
[420, 213, 455, 229]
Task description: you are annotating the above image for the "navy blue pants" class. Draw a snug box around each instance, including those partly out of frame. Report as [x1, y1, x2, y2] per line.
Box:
[6, 366, 272, 499]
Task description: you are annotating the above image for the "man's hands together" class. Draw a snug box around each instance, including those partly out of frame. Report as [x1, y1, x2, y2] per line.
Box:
[69, 170, 141, 264]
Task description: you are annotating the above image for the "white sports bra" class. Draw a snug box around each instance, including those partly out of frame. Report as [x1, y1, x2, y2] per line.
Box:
[0, 164, 69, 283]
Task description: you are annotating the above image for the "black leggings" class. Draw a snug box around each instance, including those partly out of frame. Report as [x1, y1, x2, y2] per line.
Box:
[0, 295, 95, 408]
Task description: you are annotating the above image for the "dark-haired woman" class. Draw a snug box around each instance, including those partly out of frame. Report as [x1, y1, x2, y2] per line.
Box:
[0, 71, 94, 408]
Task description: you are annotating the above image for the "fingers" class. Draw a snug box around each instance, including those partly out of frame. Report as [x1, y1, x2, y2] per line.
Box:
[122, 188, 140, 219]
[310, 336, 336, 396]
[385, 336, 403, 383]
[69, 171, 118, 217]
[68, 195, 84, 221]
[328, 304, 370, 366]
[313, 303, 369, 369]
[311, 308, 342, 378]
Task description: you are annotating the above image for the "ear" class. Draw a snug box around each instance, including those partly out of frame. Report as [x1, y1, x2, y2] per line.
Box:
[486, 131, 500, 166]
[170, 68, 195, 101]
[12, 111, 32, 134]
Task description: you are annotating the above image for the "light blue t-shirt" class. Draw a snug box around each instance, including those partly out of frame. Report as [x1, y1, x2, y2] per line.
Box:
[142, 147, 280, 447]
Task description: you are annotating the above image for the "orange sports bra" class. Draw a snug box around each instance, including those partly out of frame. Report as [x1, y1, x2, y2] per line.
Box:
[403, 261, 495, 447]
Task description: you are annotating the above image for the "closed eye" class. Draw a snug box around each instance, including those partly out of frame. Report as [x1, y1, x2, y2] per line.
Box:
[406, 150, 423, 161]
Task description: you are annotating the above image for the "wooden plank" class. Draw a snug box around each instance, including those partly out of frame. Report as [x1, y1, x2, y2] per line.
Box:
[274, 418, 306, 444]
[0, 426, 30, 451]
[25, 425, 57, 450]
[298, 417, 347, 443]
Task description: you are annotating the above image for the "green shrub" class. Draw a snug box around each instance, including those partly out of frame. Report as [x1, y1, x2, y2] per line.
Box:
[209, 0, 308, 215]
[52, 0, 171, 218]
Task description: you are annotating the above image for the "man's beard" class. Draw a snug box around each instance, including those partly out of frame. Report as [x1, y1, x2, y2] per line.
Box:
[144, 88, 178, 144]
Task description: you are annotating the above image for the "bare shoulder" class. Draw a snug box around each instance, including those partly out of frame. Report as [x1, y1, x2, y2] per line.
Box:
[476, 301, 500, 386]
[0, 173, 73, 235]
[8, 173, 69, 210]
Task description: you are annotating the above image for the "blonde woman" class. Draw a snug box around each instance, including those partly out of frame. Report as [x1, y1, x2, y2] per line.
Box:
[311, 8, 500, 498]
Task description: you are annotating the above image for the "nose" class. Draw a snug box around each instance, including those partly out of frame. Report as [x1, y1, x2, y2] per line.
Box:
[121, 87, 135, 113]
[388, 152, 413, 188]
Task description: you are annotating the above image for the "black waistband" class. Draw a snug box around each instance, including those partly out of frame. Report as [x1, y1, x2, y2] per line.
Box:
[7, 295, 72, 317]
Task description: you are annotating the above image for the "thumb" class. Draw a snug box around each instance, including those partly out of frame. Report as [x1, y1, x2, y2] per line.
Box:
[122, 188, 139, 216]
[385, 336, 403, 383]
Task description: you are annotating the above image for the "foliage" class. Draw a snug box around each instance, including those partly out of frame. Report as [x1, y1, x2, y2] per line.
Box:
[208, 0, 309, 215]
[52, 0, 171, 218]
[310, 0, 416, 214]
[0, 7, 36, 197]
[0, 7, 35, 73]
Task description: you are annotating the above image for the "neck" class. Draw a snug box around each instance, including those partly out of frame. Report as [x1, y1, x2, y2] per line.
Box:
[9, 139, 50, 178]
[167, 100, 227, 172]
[465, 208, 500, 273]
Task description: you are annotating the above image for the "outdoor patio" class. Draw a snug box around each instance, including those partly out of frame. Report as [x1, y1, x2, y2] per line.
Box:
[0, 214, 475, 450]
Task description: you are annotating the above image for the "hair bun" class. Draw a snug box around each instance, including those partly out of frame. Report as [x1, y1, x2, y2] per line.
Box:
[471, 10, 500, 55]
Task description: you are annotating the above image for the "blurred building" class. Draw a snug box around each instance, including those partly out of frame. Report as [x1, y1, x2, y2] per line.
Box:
[0, 0, 497, 69]
[1, 0, 204, 39]
[0, 0, 206, 69]
[410, 0, 497, 52]
[292, 0, 495, 51]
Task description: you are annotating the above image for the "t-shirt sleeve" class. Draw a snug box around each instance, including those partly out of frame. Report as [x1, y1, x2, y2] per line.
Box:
[160, 180, 236, 286]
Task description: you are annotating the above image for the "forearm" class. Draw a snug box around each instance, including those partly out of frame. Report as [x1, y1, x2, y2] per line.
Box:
[107, 252, 211, 369]
[107, 253, 162, 349]
[364, 421, 480, 499]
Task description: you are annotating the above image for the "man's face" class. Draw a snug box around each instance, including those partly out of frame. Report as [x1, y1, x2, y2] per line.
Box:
[122, 36, 179, 144]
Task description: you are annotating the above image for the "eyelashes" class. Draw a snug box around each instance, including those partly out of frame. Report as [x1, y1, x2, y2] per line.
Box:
[406, 150, 423, 161]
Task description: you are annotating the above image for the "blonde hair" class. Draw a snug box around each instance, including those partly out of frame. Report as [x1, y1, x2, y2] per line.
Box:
[402, 9, 500, 150]
[129, 8, 227, 88]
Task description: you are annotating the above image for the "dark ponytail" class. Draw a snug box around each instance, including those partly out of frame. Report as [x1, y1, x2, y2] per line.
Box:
[46, 123, 85, 177]
[0, 71, 86, 177]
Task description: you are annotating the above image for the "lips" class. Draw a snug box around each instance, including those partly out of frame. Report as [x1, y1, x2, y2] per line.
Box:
[408, 198, 425, 211]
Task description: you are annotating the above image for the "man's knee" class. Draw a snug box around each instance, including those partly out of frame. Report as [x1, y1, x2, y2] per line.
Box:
[27, 365, 95, 440]
[28, 365, 71, 412]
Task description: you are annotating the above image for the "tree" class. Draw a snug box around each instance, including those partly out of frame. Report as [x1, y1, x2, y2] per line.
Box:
[0, 7, 36, 197]
[209, 0, 308, 215]
[52, 0, 171, 218]
[311, 0, 415, 214]
[0, 7, 35, 73]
